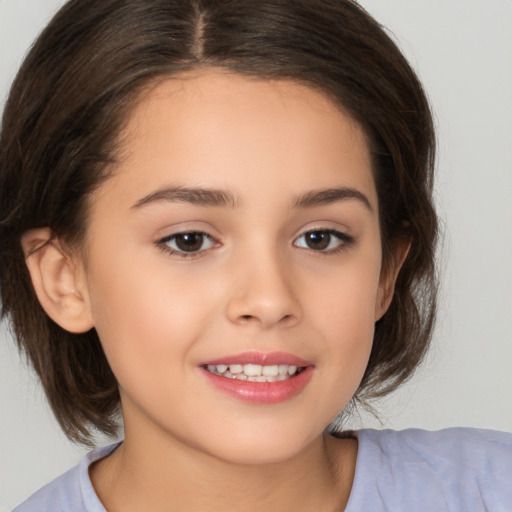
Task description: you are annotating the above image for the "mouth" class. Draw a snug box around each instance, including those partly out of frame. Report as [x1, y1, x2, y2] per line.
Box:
[203, 363, 306, 383]
[199, 352, 314, 403]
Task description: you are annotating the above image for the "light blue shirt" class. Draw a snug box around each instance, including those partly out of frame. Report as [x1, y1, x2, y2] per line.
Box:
[13, 428, 512, 511]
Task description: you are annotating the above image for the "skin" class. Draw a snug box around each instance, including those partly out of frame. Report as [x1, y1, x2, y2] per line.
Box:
[23, 70, 405, 511]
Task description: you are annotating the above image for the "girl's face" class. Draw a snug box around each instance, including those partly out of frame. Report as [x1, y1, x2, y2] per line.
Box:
[80, 70, 392, 464]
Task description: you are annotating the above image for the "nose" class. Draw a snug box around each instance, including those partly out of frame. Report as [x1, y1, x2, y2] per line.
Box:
[226, 249, 302, 329]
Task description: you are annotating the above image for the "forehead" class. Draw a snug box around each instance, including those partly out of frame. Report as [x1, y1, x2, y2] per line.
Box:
[101, 69, 376, 209]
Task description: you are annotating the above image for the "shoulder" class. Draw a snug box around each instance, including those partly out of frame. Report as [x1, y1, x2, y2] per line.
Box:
[345, 428, 512, 512]
[360, 427, 512, 468]
[12, 464, 83, 512]
[12, 443, 118, 512]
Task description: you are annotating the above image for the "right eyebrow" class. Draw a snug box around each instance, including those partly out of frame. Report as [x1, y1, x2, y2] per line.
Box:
[293, 187, 373, 211]
[131, 186, 239, 210]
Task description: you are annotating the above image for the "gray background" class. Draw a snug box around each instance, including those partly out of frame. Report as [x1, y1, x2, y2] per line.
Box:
[1, 1, 511, 510]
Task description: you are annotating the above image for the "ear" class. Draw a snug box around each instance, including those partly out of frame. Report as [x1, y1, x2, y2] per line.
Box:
[21, 228, 94, 333]
[374, 238, 411, 321]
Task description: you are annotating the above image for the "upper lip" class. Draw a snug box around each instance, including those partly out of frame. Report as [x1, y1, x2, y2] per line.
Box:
[201, 351, 313, 367]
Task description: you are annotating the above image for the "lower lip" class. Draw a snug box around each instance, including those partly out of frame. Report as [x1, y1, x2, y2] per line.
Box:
[200, 367, 314, 404]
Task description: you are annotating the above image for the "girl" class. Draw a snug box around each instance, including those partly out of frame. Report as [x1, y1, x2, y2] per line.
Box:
[1, 1, 510, 511]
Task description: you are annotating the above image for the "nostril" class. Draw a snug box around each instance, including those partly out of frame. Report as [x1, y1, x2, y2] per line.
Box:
[280, 314, 295, 325]
[236, 313, 298, 326]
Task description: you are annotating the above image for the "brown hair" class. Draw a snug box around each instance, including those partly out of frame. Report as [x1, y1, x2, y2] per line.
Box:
[0, 0, 437, 444]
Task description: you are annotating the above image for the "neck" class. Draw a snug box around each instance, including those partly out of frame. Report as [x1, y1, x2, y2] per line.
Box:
[91, 429, 357, 512]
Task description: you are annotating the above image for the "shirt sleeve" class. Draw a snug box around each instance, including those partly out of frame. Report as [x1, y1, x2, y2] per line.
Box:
[345, 427, 512, 512]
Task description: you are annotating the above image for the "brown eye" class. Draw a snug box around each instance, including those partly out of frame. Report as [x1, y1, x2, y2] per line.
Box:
[159, 231, 216, 255]
[293, 229, 354, 252]
[174, 233, 206, 252]
[303, 231, 331, 250]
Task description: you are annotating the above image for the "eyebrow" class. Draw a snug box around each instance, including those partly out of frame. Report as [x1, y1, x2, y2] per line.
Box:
[293, 187, 373, 211]
[131, 186, 239, 209]
[131, 185, 372, 212]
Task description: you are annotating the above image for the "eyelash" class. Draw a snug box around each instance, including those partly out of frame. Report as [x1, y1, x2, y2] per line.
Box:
[294, 228, 355, 255]
[156, 228, 355, 259]
[157, 231, 218, 259]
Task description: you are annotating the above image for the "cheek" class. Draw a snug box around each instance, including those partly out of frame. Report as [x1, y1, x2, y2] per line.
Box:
[312, 248, 382, 326]
[320, 297, 375, 377]
[84, 250, 216, 379]
[307, 254, 381, 379]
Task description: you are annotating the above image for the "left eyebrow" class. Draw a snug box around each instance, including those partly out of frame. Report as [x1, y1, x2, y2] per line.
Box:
[131, 186, 239, 209]
[293, 187, 373, 211]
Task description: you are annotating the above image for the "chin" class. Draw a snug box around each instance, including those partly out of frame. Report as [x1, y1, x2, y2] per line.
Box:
[195, 421, 322, 466]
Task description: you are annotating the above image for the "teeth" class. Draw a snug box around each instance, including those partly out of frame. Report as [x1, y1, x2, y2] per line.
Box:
[278, 364, 289, 375]
[206, 363, 302, 382]
[262, 365, 279, 377]
[288, 365, 297, 375]
[243, 364, 262, 376]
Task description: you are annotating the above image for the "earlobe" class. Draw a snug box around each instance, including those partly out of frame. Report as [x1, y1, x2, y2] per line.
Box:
[374, 239, 411, 321]
[21, 228, 94, 333]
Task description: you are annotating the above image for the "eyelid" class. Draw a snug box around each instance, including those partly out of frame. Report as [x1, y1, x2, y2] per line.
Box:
[156, 230, 220, 259]
[293, 227, 355, 252]
[154, 224, 355, 259]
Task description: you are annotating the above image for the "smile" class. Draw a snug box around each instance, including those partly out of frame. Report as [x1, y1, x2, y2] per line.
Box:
[200, 352, 314, 404]
[205, 364, 304, 382]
